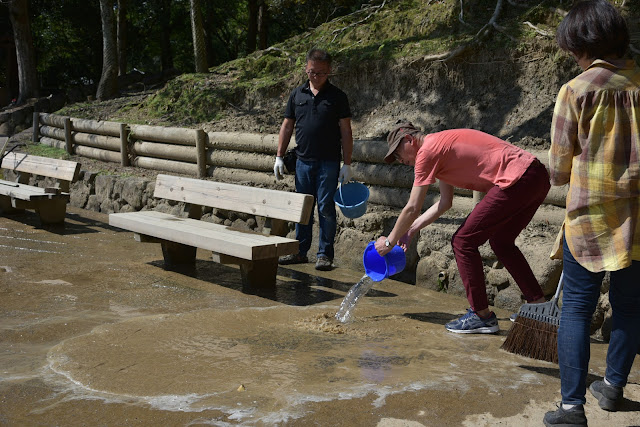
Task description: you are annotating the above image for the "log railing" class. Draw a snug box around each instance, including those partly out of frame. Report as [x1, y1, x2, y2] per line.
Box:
[33, 112, 568, 213]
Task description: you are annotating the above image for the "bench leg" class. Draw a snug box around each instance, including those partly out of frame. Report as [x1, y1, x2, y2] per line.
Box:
[240, 258, 278, 288]
[0, 195, 25, 215]
[263, 218, 288, 237]
[36, 199, 68, 225]
[161, 241, 197, 269]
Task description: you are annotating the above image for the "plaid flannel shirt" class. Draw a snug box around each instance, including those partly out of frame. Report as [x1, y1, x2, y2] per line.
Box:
[549, 59, 640, 272]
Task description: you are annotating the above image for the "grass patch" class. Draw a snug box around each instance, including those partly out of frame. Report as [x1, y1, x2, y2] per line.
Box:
[25, 144, 71, 160]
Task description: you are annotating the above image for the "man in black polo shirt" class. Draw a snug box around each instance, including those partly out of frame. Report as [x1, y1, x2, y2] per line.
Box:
[274, 48, 353, 271]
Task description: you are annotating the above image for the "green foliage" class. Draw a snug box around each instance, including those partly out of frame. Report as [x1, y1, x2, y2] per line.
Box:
[21, 0, 370, 97]
[131, 74, 231, 124]
[437, 276, 448, 293]
[31, 0, 103, 88]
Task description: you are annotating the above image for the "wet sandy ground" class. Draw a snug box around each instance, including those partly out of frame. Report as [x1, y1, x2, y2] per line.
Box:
[1, 207, 639, 426]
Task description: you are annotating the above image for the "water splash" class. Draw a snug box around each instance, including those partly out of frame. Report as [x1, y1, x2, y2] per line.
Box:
[335, 275, 375, 323]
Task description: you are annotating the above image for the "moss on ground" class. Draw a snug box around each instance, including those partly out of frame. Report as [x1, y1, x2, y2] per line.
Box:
[24, 144, 70, 160]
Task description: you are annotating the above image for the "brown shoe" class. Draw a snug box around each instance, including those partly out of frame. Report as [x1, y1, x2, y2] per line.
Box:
[278, 253, 308, 265]
[315, 255, 333, 271]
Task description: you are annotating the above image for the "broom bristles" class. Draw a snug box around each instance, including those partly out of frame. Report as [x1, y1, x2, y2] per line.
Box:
[501, 316, 558, 363]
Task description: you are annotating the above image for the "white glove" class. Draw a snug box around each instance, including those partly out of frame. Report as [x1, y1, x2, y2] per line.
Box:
[274, 156, 286, 180]
[338, 164, 353, 183]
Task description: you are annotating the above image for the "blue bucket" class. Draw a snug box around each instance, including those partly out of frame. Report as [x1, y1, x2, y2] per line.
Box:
[362, 241, 406, 282]
[334, 182, 369, 219]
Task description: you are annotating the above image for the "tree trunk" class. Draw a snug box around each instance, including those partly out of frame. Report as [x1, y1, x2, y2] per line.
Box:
[117, 0, 128, 76]
[257, 0, 268, 50]
[190, 0, 208, 73]
[1, 25, 20, 104]
[97, 0, 119, 100]
[203, 2, 217, 67]
[160, 0, 174, 71]
[247, 0, 258, 53]
[7, 0, 38, 104]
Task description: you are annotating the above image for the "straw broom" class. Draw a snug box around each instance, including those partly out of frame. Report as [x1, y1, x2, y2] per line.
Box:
[501, 273, 564, 363]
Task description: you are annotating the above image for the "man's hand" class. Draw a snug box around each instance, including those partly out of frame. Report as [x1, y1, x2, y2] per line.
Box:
[274, 156, 286, 180]
[339, 164, 353, 183]
[397, 232, 412, 251]
[374, 236, 392, 256]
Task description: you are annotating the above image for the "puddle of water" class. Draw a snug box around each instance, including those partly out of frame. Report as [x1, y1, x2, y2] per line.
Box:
[35, 279, 73, 286]
[335, 275, 375, 323]
[43, 303, 552, 424]
[4, 209, 639, 426]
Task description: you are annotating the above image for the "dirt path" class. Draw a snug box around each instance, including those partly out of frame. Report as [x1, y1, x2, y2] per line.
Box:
[1, 207, 638, 426]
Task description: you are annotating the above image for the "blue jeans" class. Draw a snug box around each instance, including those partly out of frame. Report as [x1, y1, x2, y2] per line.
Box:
[558, 235, 640, 405]
[295, 158, 339, 260]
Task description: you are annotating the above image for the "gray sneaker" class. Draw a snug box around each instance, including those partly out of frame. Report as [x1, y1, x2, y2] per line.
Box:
[445, 308, 499, 334]
[315, 255, 332, 271]
[543, 403, 587, 426]
[278, 253, 308, 265]
[589, 380, 623, 411]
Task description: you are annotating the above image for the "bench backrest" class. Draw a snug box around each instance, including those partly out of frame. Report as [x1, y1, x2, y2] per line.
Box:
[154, 174, 314, 224]
[0, 152, 80, 182]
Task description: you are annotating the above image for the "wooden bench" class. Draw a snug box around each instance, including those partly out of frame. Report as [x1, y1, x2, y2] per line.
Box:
[0, 152, 81, 225]
[109, 174, 314, 287]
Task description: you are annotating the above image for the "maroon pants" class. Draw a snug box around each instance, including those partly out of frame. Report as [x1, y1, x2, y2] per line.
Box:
[451, 159, 550, 312]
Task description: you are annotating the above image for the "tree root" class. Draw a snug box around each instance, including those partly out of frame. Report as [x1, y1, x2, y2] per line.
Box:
[331, 0, 387, 43]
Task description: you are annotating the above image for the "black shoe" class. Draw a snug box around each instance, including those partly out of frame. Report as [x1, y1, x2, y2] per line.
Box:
[543, 403, 587, 426]
[315, 255, 332, 271]
[278, 253, 308, 265]
[589, 380, 623, 411]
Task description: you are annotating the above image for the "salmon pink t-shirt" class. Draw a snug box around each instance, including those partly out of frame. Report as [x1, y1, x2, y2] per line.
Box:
[414, 129, 536, 192]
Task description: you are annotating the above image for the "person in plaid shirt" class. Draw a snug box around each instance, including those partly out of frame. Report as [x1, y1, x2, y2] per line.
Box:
[544, 1, 640, 426]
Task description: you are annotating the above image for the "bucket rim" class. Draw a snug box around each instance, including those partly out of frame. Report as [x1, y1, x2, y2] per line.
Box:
[334, 182, 369, 208]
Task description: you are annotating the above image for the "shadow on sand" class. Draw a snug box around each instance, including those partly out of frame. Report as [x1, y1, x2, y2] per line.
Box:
[519, 365, 640, 414]
[0, 209, 120, 235]
[146, 259, 396, 306]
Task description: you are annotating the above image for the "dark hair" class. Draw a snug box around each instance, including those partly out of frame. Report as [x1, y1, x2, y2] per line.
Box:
[556, 0, 629, 59]
[306, 48, 332, 65]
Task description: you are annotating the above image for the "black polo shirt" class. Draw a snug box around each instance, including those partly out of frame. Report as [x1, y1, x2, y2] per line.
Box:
[284, 80, 351, 162]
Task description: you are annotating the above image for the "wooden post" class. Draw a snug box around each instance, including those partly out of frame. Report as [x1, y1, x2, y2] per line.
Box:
[195, 129, 207, 178]
[32, 112, 39, 143]
[119, 123, 130, 166]
[63, 117, 73, 155]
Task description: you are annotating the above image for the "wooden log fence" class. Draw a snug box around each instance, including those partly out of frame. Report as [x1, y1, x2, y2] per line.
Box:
[33, 113, 569, 210]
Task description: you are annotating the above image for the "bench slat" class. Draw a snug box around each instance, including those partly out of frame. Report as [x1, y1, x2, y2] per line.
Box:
[0, 180, 67, 200]
[109, 211, 299, 260]
[154, 174, 314, 224]
[0, 179, 19, 188]
[1, 153, 80, 182]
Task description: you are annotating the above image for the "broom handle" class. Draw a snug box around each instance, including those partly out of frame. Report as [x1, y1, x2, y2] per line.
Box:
[551, 271, 564, 302]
